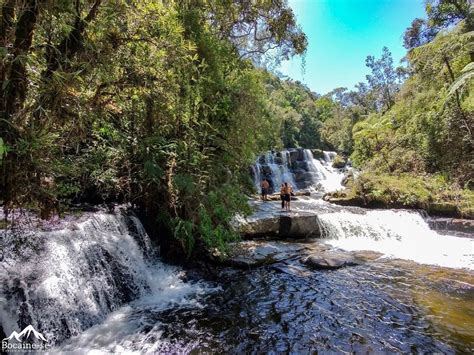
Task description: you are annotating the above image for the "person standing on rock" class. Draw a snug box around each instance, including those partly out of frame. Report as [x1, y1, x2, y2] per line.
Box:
[280, 183, 285, 209]
[260, 179, 270, 201]
[283, 182, 293, 211]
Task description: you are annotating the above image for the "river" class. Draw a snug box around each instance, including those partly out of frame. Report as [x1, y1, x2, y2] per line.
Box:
[1, 200, 472, 353]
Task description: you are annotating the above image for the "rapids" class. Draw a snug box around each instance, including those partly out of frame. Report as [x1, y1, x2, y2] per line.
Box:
[0, 200, 472, 353]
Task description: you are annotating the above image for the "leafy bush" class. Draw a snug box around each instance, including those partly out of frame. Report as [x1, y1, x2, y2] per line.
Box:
[345, 172, 473, 217]
[332, 155, 346, 169]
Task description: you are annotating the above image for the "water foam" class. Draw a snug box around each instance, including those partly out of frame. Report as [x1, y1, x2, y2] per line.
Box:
[0, 212, 211, 347]
[318, 209, 473, 269]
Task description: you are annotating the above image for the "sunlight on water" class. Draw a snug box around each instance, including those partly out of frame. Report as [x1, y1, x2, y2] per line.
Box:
[318, 210, 473, 269]
[0, 212, 213, 348]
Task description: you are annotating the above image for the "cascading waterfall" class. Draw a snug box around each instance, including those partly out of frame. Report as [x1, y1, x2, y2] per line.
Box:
[253, 150, 297, 192]
[303, 149, 346, 192]
[317, 209, 473, 269]
[0, 211, 208, 347]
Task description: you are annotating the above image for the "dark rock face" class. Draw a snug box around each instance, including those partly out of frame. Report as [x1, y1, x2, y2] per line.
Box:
[428, 218, 474, 234]
[289, 150, 299, 164]
[226, 241, 308, 268]
[239, 212, 321, 239]
[311, 149, 324, 160]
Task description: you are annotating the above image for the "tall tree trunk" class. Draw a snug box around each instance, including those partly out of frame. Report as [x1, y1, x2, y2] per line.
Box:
[0, 0, 15, 118]
[43, 0, 102, 79]
[1, 0, 39, 210]
[3, 0, 39, 122]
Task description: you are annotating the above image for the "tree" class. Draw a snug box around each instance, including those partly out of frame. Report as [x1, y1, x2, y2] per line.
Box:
[0, 0, 308, 258]
[365, 47, 401, 112]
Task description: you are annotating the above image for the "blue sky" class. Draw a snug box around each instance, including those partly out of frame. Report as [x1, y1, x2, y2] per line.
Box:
[279, 0, 426, 94]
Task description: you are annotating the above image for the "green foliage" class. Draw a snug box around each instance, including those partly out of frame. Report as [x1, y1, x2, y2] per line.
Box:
[332, 155, 346, 169]
[351, 21, 473, 188]
[0, 137, 8, 162]
[0, 0, 307, 258]
[345, 172, 473, 217]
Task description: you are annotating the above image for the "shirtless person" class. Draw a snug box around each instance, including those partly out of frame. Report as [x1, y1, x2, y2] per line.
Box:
[260, 179, 270, 201]
[283, 182, 293, 211]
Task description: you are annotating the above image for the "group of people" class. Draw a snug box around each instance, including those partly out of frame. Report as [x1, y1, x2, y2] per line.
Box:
[260, 179, 293, 211]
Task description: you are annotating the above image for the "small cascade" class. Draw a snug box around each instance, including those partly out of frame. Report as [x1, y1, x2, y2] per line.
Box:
[309, 149, 346, 192]
[317, 209, 473, 269]
[0, 211, 207, 346]
[323, 151, 337, 163]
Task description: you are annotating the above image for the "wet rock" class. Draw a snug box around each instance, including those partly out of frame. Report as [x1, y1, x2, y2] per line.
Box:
[293, 169, 307, 182]
[227, 241, 307, 268]
[295, 161, 309, 170]
[304, 172, 318, 182]
[261, 165, 272, 177]
[303, 252, 359, 270]
[428, 217, 474, 234]
[297, 149, 305, 161]
[239, 212, 321, 239]
[289, 150, 299, 164]
[332, 155, 347, 169]
[311, 149, 324, 160]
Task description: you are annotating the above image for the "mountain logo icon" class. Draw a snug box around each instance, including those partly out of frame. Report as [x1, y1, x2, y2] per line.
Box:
[18, 325, 47, 341]
[3, 331, 21, 342]
[2, 325, 48, 352]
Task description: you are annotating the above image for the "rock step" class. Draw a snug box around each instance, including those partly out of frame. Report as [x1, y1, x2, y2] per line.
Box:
[239, 212, 321, 239]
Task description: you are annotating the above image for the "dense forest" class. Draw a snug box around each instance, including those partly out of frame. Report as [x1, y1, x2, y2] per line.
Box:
[0, 0, 472, 258]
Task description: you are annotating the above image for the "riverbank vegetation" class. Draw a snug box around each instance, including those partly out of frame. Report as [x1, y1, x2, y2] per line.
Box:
[320, 1, 473, 217]
[0, 0, 307, 258]
[0, 0, 472, 259]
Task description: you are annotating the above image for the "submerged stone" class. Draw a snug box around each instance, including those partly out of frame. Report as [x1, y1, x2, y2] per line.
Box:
[303, 252, 359, 270]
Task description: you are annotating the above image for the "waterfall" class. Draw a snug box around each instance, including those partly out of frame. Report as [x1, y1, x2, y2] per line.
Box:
[252, 148, 348, 193]
[0, 211, 207, 346]
[323, 151, 337, 163]
[317, 209, 473, 269]
[303, 149, 346, 192]
[253, 150, 296, 192]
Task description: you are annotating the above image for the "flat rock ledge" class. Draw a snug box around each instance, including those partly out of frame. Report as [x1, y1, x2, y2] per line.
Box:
[238, 211, 321, 239]
[324, 195, 473, 219]
[225, 240, 383, 270]
[226, 241, 309, 268]
[303, 250, 383, 270]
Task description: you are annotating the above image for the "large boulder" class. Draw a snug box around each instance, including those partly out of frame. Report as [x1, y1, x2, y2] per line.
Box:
[238, 212, 321, 239]
[332, 155, 347, 169]
[311, 149, 324, 160]
[226, 241, 307, 268]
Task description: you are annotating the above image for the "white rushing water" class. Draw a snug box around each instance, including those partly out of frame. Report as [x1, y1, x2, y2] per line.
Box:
[303, 149, 346, 192]
[0, 212, 211, 348]
[318, 209, 474, 269]
[252, 149, 347, 193]
[253, 150, 297, 191]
